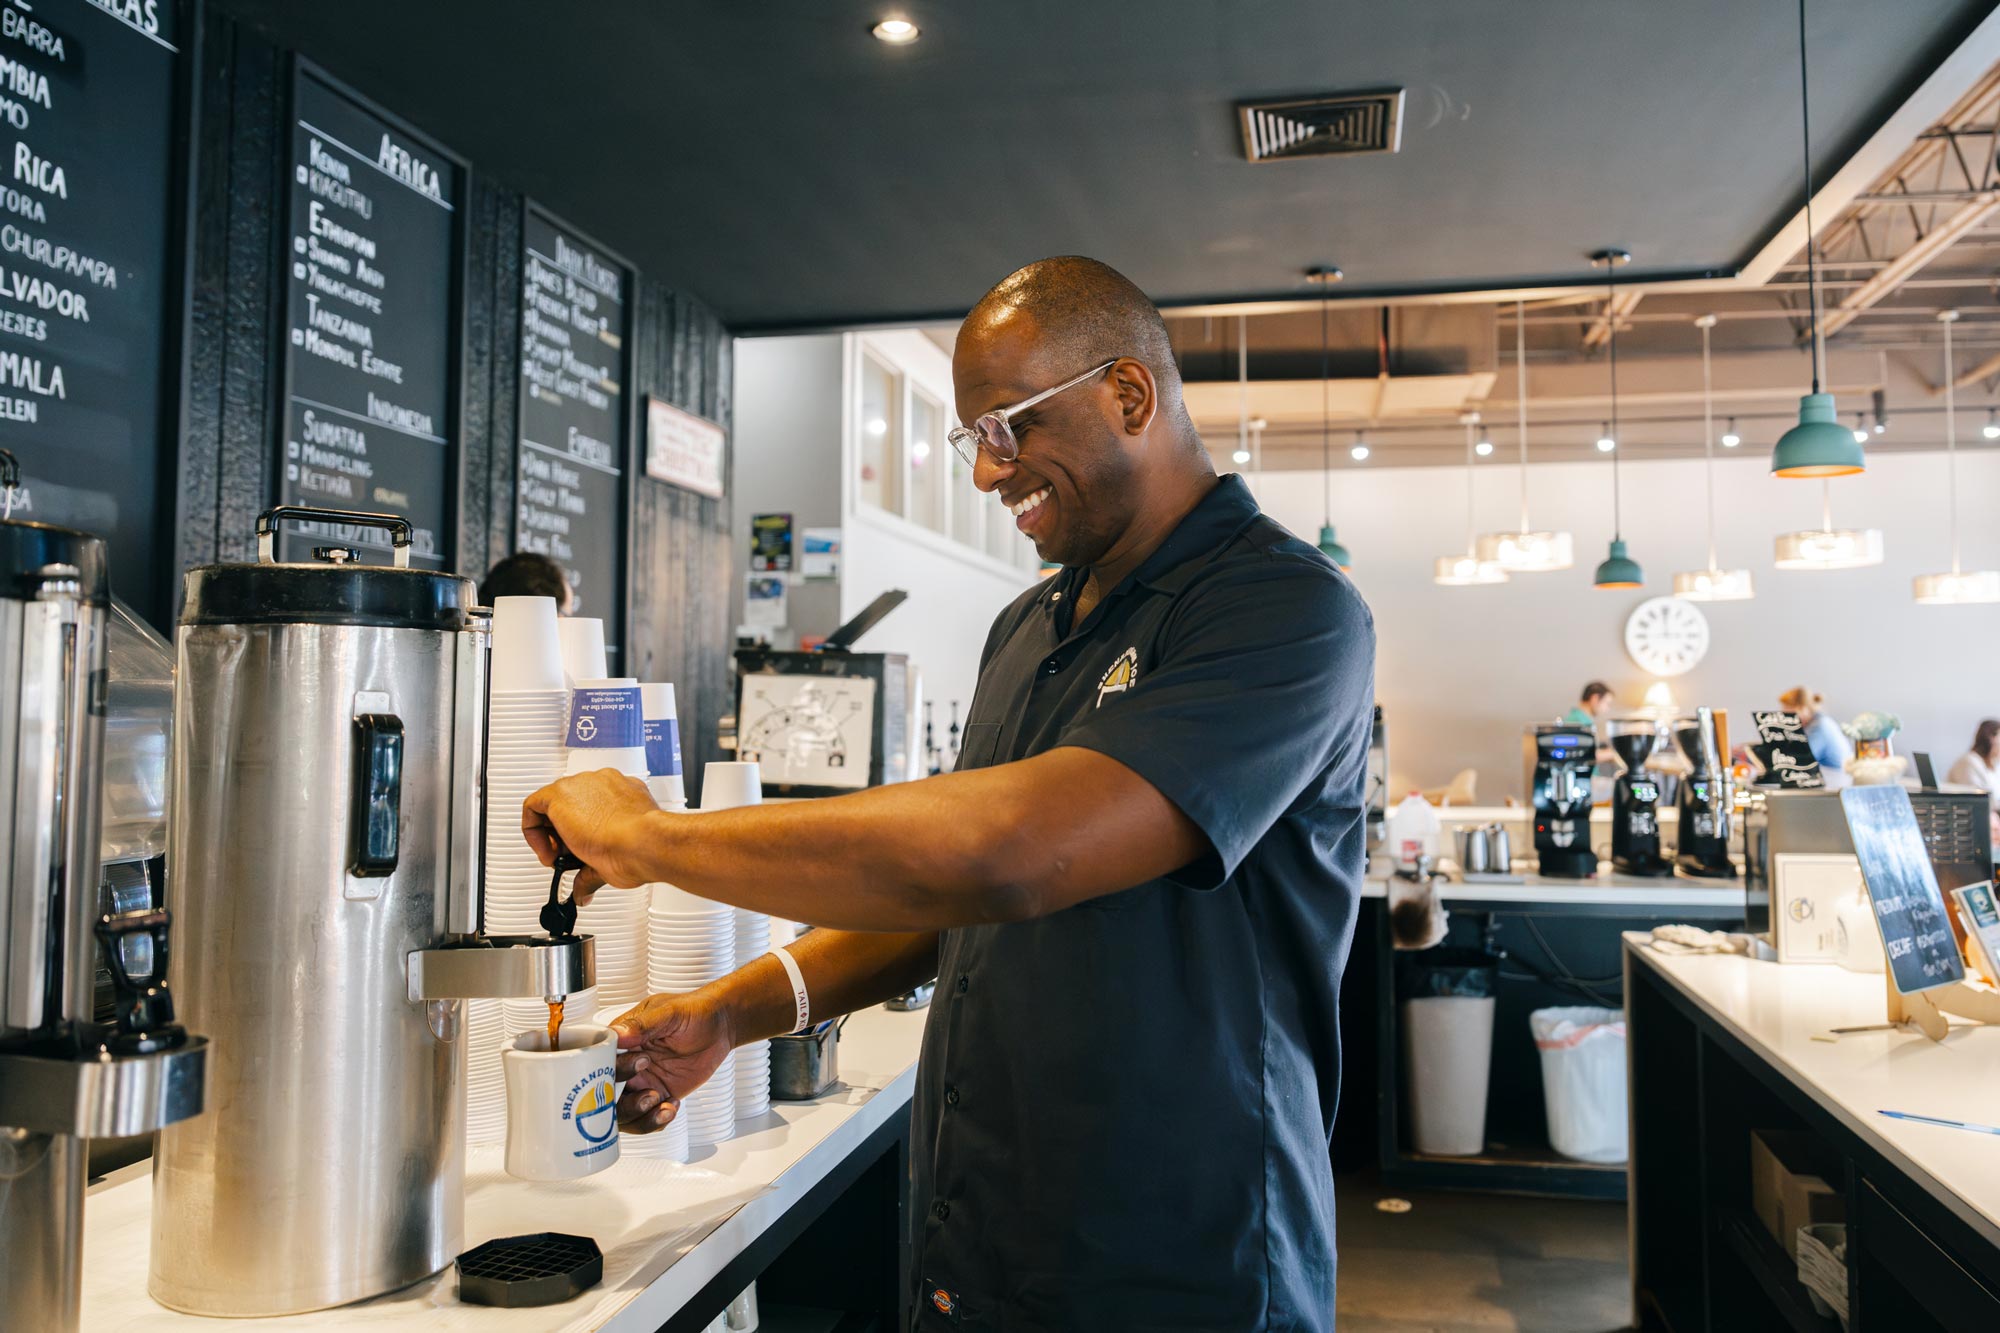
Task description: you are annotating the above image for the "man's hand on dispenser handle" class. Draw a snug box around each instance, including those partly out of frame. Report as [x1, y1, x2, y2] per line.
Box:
[608, 989, 737, 1133]
[521, 769, 665, 902]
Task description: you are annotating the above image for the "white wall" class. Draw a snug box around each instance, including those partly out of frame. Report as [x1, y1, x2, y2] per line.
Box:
[1244, 449, 2000, 802]
[731, 331, 1033, 741]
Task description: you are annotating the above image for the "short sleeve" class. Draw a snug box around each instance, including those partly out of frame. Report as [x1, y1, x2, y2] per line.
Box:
[1057, 559, 1374, 888]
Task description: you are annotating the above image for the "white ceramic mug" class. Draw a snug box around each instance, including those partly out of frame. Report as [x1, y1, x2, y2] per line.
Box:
[502, 1023, 622, 1181]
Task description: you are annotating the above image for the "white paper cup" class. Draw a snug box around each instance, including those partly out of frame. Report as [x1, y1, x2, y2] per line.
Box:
[701, 761, 763, 812]
[502, 1023, 622, 1181]
[490, 598, 566, 692]
[558, 618, 609, 683]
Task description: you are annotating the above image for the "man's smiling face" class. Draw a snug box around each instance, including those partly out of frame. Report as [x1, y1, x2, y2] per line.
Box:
[951, 308, 1145, 569]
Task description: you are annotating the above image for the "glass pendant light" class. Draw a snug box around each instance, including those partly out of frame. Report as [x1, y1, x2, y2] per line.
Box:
[1674, 315, 1756, 600]
[1773, 479, 1883, 568]
[1591, 252, 1643, 588]
[1309, 269, 1351, 570]
[1772, 0, 1866, 478]
[1435, 417, 1510, 585]
[1913, 310, 2000, 603]
[1475, 298, 1574, 570]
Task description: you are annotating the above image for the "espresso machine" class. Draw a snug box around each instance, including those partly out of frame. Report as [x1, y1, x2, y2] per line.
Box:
[0, 484, 210, 1331]
[1529, 724, 1598, 878]
[150, 507, 594, 1317]
[1674, 707, 1736, 878]
[1608, 719, 1670, 877]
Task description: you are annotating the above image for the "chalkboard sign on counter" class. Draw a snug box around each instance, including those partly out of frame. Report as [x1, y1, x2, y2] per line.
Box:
[278, 63, 464, 569]
[1842, 784, 1966, 995]
[0, 0, 185, 625]
[515, 206, 630, 664]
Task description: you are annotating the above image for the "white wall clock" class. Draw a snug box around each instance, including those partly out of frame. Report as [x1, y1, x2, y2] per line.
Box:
[1623, 596, 1709, 677]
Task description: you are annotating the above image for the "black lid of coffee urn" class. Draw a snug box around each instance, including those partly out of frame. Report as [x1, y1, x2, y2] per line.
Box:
[181, 560, 474, 632]
[0, 518, 110, 605]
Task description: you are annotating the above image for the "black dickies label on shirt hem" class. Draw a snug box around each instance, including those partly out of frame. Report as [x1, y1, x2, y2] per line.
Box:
[922, 1280, 964, 1324]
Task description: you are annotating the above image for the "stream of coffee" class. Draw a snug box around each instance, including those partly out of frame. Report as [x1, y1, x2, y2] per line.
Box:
[546, 999, 564, 1051]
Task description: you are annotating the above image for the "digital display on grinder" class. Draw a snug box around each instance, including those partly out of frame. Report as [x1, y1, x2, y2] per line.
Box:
[1630, 781, 1658, 801]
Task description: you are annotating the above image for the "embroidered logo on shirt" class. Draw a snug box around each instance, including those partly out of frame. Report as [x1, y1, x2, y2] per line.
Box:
[1096, 647, 1138, 707]
[930, 1285, 960, 1318]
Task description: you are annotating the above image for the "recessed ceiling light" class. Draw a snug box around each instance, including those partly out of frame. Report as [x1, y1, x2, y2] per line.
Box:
[872, 17, 920, 43]
[1350, 443, 1370, 462]
[1231, 448, 1252, 465]
[1474, 440, 1494, 457]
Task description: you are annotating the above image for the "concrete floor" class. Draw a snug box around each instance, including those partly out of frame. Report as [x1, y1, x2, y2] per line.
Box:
[1335, 1178, 1631, 1332]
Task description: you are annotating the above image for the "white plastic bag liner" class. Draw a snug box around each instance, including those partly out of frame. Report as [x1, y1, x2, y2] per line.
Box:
[1531, 1005, 1629, 1164]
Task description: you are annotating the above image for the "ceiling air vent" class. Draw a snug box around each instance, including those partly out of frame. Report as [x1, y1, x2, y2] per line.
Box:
[1238, 89, 1404, 163]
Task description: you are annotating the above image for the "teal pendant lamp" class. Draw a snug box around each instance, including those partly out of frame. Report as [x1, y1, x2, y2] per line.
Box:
[1591, 251, 1643, 588]
[1309, 268, 1352, 570]
[1772, 0, 1866, 478]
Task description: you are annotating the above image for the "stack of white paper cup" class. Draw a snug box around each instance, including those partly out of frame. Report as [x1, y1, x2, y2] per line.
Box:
[647, 880, 739, 1145]
[564, 676, 650, 1006]
[557, 616, 608, 684]
[641, 682, 687, 809]
[471, 597, 571, 1142]
[596, 1004, 690, 1161]
[702, 762, 773, 1122]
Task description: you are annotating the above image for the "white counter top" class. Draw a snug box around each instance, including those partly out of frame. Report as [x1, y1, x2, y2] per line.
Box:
[1627, 938, 2000, 1252]
[80, 1004, 929, 1331]
[1362, 867, 1746, 910]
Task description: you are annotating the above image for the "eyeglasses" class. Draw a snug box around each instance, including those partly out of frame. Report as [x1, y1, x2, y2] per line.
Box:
[947, 359, 1120, 467]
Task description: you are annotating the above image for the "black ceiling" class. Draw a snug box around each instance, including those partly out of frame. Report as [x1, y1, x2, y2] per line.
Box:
[215, 0, 1996, 330]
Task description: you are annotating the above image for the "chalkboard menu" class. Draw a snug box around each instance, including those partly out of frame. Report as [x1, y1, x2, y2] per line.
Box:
[278, 65, 463, 568]
[1751, 711, 1824, 789]
[515, 206, 629, 661]
[1842, 784, 1966, 995]
[0, 0, 183, 625]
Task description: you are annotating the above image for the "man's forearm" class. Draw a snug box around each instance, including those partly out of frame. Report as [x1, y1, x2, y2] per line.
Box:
[717, 928, 939, 1047]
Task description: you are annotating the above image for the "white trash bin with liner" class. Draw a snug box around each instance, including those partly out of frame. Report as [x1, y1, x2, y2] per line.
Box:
[1399, 949, 1499, 1156]
[1531, 1006, 1629, 1164]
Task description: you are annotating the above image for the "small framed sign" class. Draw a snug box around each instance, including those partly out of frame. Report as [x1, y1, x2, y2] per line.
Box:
[645, 397, 727, 499]
[1842, 784, 1966, 994]
[1751, 711, 1824, 789]
[750, 513, 794, 572]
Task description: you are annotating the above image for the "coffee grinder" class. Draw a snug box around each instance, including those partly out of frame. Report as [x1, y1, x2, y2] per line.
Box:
[1608, 719, 1670, 876]
[1675, 706, 1737, 878]
[1529, 724, 1598, 878]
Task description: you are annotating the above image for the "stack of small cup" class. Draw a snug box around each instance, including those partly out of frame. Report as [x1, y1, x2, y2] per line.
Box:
[596, 1002, 690, 1161]
[469, 596, 574, 1143]
[646, 877, 738, 1146]
[703, 761, 773, 1123]
[564, 664, 651, 1010]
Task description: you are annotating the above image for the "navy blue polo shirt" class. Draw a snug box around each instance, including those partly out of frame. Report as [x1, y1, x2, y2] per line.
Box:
[910, 475, 1376, 1331]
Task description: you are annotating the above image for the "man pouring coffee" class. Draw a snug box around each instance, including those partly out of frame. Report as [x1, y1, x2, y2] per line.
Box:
[523, 257, 1374, 1330]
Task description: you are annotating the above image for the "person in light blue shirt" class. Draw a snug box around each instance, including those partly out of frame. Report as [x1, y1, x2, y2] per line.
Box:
[1779, 686, 1853, 788]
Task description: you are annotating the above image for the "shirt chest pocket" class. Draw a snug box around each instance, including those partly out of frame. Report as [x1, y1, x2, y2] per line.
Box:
[954, 722, 1004, 772]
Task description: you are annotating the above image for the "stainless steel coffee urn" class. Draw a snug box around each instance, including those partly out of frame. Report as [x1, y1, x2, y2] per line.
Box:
[150, 507, 593, 1317]
[0, 466, 210, 1332]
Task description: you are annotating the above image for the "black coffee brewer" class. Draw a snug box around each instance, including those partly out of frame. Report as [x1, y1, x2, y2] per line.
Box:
[1674, 707, 1737, 878]
[1530, 724, 1598, 878]
[1608, 720, 1671, 877]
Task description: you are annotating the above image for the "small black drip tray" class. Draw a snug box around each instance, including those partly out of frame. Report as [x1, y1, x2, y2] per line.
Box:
[456, 1232, 602, 1307]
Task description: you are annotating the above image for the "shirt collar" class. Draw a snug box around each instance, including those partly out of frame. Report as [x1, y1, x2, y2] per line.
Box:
[1041, 475, 1263, 616]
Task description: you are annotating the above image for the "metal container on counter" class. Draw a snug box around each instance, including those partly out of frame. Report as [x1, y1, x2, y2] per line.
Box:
[0, 451, 210, 1333]
[149, 507, 591, 1317]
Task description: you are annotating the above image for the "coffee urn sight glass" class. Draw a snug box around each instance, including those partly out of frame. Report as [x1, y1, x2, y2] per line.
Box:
[149, 507, 593, 1317]
[0, 446, 210, 1333]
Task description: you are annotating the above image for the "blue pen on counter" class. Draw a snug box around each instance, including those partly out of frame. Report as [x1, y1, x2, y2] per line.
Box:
[1878, 1109, 2000, 1137]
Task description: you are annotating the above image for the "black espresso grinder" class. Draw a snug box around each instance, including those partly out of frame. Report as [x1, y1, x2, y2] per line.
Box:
[1674, 707, 1737, 879]
[1608, 721, 1670, 877]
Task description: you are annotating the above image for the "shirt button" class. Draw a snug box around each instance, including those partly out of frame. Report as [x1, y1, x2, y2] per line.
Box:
[1051, 590, 1063, 602]
[956, 975, 969, 994]
[1043, 659, 1060, 675]
[945, 1084, 960, 1106]
[933, 1200, 951, 1221]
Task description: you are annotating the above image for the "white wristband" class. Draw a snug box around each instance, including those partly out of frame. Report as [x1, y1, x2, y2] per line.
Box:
[770, 946, 810, 1034]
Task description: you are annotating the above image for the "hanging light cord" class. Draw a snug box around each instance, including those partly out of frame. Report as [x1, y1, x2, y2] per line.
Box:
[1821, 478, 1832, 533]
[1321, 292, 1332, 526]
[1945, 314, 1961, 573]
[1516, 298, 1530, 533]
[1701, 320, 1718, 571]
[1608, 277, 1623, 540]
[1464, 420, 1478, 557]
[1798, 0, 1824, 393]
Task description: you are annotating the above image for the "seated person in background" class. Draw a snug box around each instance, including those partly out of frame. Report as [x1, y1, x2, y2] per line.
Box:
[480, 551, 574, 614]
[1778, 686, 1853, 789]
[1947, 719, 1999, 815]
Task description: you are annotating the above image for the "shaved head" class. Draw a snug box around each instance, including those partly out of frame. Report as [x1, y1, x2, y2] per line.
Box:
[964, 256, 1187, 416]
[952, 256, 1215, 575]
